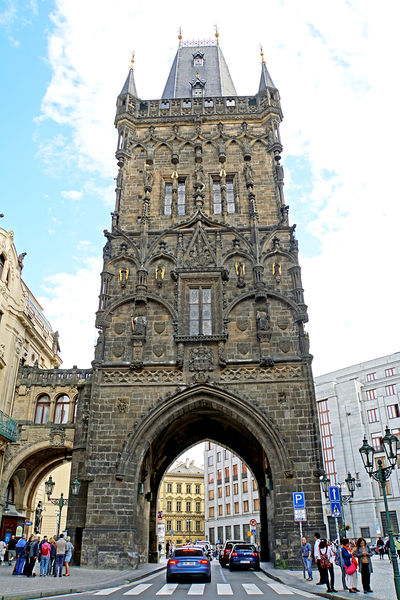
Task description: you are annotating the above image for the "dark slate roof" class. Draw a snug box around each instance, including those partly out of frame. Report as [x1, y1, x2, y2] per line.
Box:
[162, 45, 237, 99]
[120, 67, 138, 97]
[258, 61, 276, 92]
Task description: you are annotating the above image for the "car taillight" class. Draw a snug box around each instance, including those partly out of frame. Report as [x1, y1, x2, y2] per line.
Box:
[199, 560, 209, 564]
[168, 560, 178, 565]
[252, 552, 258, 557]
[231, 552, 238, 557]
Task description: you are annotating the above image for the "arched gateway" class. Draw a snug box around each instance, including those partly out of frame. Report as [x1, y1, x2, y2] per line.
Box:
[67, 37, 325, 568]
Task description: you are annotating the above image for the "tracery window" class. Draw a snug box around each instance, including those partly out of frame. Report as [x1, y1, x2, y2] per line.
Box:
[54, 395, 69, 424]
[177, 180, 186, 216]
[34, 395, 50, 424]
[189, 287, 212, 335]
[164, 182, 172, 216]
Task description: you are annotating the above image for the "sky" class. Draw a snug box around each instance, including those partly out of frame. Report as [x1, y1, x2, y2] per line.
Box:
[1, 0, 400, 390]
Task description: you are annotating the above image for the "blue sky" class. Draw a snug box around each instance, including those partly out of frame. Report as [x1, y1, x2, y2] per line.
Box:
[1, 0, 400, 378]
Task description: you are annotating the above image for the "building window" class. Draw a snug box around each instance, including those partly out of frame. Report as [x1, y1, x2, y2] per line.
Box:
[217, 451, 221, 462]
[242, 464, 247, 474]
[317, 399, 337, 484]
[252, 479, 258, 491]
[386, 368, 395, 377]
[217, 470, 222, 483]
[208, 456, 214, 466]
[226, 177, 235, 213]
[189, 287, 212, 335]
[176, 501, 181, 512]
[195, 520, 201, 532]
[176, 520, 182, 531]
[192, 85, 204, 98]
[225, 485, 230, 497]
[366, 372, 376, 382]
[233, 464, 238, 477]
[366, 389, 377, 400]
[218, 504, 223, 516]
[208, 490, 214, 500]
[371, 433, 382, 451]
[388, 404, 400, 419]
[196, 501, 201, 512]
[186, 501, 191, 512]
[167, 483, 172, 493]
[164, 182, 172, 216]
[213, 180, 222, 214]
[218, 487, 222, 498]
[234, 502, 239, 514]
[226, 503, 231, 515]
[208, 473, 214, 484]
[367, 408, 380, 423]
[176, 484, 182, 493]
[225, 449, 229, 459]
[166, 520, 172, 531]
[195, 484, 201, 494]
[177, 180, 186, 216]
[186, 484, 191, 494]
[233, 483, 239, 495]
[34, 395, 51, 424]
[386, 385, 397, 396]
[253, 498, 260, 511]
[225, 466, 230, 479]
[72, 396, 78, 424]
[54, 395, 69, 424]
[360, 527, 370, 538]
[167, 501, 172, 512]
[243, 500, 249, 512]
[243, 480, 248, 493]
[234, 525, 240, 539]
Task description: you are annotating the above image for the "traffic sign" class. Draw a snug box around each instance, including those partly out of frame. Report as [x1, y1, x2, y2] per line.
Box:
[249, 518, 257, 527]
[24, 521, 33, 526]
[329, 486, 340, 502]
[293, 492, 305, 510]
[331, 502, 342, 518]
[294, 509, 307, 522]
[251, 528, 257, 535]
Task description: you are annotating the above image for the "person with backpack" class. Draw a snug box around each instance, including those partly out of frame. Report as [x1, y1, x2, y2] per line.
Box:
[319, 538, 337, 593]
[40, 538, 51, 576]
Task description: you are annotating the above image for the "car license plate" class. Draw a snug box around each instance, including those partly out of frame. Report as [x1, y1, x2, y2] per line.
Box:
[240, 560, 250, 563]
[182, 561, 195, 566]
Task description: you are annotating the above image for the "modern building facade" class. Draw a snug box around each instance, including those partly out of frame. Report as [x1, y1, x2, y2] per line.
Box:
[315, 352, 400, 541]
[158, 459, 204, 549]
[204, 442, 260, 545]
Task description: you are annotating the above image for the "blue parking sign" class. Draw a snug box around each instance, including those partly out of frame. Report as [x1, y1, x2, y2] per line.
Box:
[293, 492, 305, 510]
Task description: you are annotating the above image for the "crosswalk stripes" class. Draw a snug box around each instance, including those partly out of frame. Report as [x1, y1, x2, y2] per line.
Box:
[267, 582, 295, 595]
[156, 583, 179, 595]
[242, 583, 263, 595]
[123, 584, 153, 596]
[216, 583, 233, 595]
[94, 587, 124, 595]
[284, 585, 317, 598]
[187, 583, 205, 595]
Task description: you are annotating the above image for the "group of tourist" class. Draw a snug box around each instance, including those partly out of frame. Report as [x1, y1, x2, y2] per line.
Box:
[302, 532, 374, 594]
[0, 532, 73, 577]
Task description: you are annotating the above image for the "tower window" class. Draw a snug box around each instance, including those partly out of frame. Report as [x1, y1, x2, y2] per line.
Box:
[189, 287, 212, 335]
[164, 182, 172, 216]
[213, 177, 236, 214]
[226, 177, 235, 213]
[177, 180, 186, 216]
[194, 57, 203, 67]
[192, 85, 204, 98]
[54, 395, 70, 424]
[213, 181, 222, 214]
[34, 395, 51, 424]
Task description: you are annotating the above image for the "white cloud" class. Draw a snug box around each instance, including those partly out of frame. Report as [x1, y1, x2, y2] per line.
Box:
[34, 0, 400, 375]
[61, 189, 82, 201]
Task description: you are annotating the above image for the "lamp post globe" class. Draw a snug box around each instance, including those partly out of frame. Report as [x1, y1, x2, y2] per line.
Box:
[359, 437, 375, 475]
[382, 427, 400, 467]
[320, 472, 330, 498]
[44, 475, 55, 500]
[345, 472, 356, 496]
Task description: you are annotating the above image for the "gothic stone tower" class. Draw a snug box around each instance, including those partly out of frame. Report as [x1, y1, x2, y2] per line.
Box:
[67, 37, 325, 568]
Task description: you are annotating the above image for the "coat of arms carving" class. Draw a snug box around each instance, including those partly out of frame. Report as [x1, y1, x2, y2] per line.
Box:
[188, 346, 214, 372]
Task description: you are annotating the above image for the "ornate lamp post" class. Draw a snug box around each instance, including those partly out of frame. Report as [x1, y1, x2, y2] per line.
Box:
[359, 427, 400, 600]
[45, 475, 81, 538]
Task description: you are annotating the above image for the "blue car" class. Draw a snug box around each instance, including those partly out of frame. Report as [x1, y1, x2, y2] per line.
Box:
[167, 546, 211, 583]
[228, 543, 260, 571]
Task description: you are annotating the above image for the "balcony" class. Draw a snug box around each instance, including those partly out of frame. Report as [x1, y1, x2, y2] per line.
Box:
[0, 410, 18, 442]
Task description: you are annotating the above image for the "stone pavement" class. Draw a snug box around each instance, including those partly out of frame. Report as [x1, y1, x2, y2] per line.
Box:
[0, 555, 397, 600]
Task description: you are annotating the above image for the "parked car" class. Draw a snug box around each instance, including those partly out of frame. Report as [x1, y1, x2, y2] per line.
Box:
[228, 543, 260, 571]
[219, 539, 246, 567]
[167, 546, 211, 583]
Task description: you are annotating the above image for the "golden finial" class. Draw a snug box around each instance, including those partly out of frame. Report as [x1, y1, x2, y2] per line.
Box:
[130, 51, 135, 71]
[178, 26, 183, 47]
[214, 24, 219, 45]
[260, 45, 265, 64]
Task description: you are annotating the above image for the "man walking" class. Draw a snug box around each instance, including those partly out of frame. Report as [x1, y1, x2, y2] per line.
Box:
[14, 534, 27, 576]
[301, 536, 313, 580]
[54, 534, 67, 578]
[314, 532, 323, 585]
[7, 535, 17, 565]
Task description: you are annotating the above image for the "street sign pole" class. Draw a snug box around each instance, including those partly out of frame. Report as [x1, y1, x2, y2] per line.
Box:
[299, 521, 305, 579]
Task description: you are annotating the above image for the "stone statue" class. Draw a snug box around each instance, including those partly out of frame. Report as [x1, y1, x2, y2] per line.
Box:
[18, 252, 27, 269]
[52, 331, 60, 353]
[243, 163, 254, 185]
[144, 169, 154, 189]
[194, 165, 205, 192]
[256, 310, 269, 332]
[132, 315, 147, 336]
[94, 331, 105, 361]
[34, 501, 43, 533]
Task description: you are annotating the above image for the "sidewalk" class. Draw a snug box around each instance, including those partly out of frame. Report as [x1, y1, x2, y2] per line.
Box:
[0, 561, 166, 600]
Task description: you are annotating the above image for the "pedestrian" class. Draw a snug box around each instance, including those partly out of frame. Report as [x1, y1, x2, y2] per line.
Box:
[54, 534, 67, 578]
[39, 538, 51, 576]
[165, 541, 170, 558]
[48, 538, 57, 575]
[314, 532, 323, 585]
[64, 536, 74, 576]
[376, 537, 385, 560]
[341, 537, 359, 593]
[354, 537, 373, 593]
[384, 537, 390, 557]
[319, 538, 337, 593]
[26, 535, 39, 577]
[395, 536, 400, 559]
[7, 535, 17, 565]
[14, 534, 27, 576]
[158, 542, 162, 559]
[334, 538, 348, 591]
[301, 536, 313, 581]
[0, 539, 6, 565]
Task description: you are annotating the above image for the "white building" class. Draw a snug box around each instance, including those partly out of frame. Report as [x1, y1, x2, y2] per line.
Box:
[315, 352, 400, 541]
[204, 442, 259, 545]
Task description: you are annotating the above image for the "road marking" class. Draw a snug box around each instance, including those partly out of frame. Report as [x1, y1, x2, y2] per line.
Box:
[253, 572, 269, 582]
[268, 583, 295, 595]
[123, 584, 153, 595]
[188, 583, 205, 595]
[242, 583, 263, 595]
[94, 587, 124, 595]
[217, 583, 233, 595]
[285, 586, 317, 598]
[127, 571, 165, 586]
[156, 583, 178, 595]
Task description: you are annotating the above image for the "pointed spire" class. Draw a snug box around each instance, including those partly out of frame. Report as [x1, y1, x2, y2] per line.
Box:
[178, 26, 183, 47]
[214, 24, 219, 45]
[120, 51, 138, 97]
[258, 45, 276, 91]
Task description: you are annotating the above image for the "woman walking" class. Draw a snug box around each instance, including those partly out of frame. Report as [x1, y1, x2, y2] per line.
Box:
[341, 538, 359, 593]
[319, 539, 337, 593]
[376, 537, 384, 559]
[354, 538, 373, 593]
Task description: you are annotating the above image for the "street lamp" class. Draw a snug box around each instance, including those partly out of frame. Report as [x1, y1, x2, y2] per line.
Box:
[359, 427, 400, 600]
[45, 475, 81, 538]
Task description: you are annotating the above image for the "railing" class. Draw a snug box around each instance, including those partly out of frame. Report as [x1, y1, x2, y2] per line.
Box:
[0, 409, 18, 442]
[17, 365, 92, 386]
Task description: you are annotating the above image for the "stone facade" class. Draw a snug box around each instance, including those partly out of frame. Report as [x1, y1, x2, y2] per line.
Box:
[66, 40, 325, 569]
